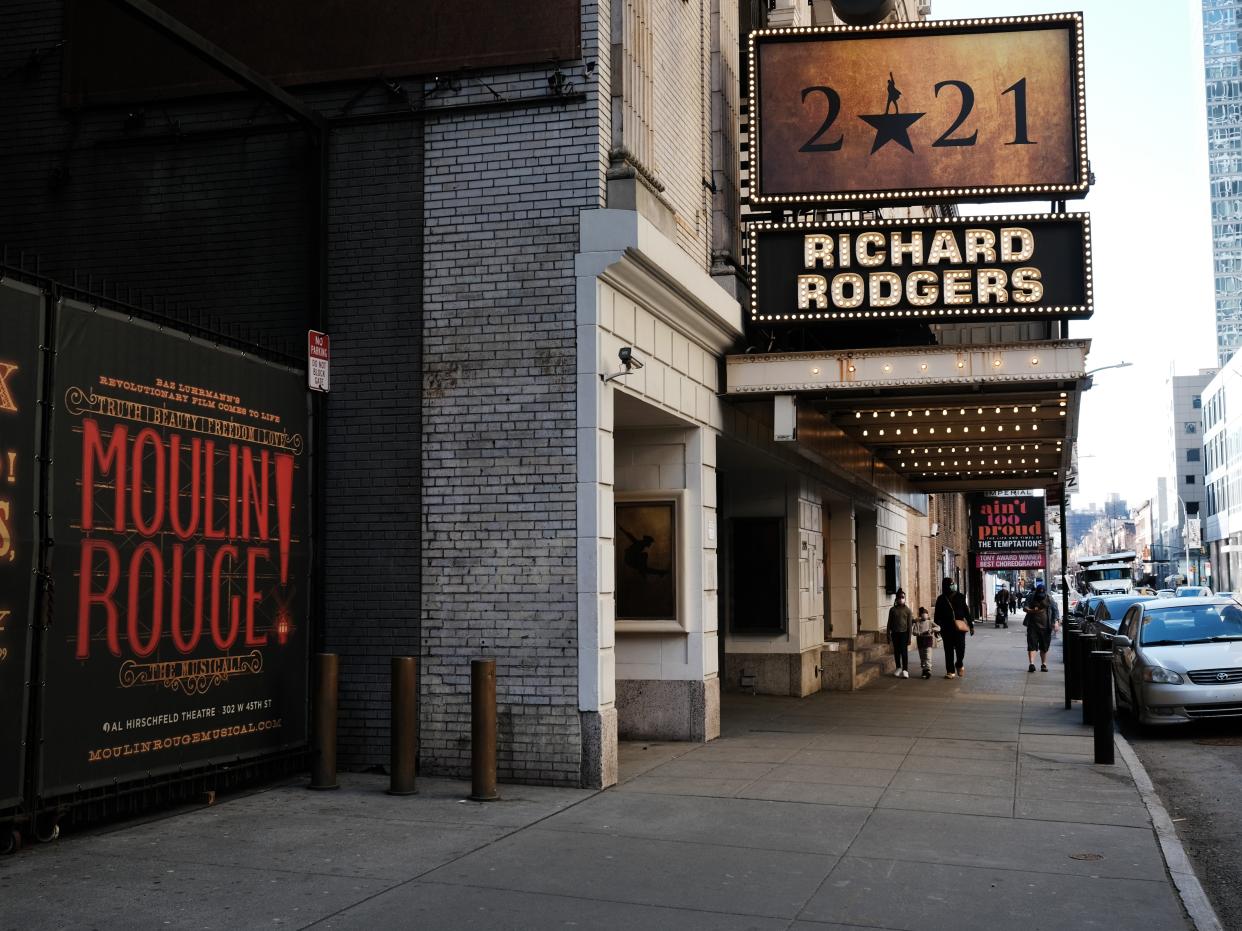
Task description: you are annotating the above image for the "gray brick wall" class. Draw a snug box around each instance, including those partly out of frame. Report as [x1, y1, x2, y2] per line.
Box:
[419, 74, 599, 784]
[322, 119, 424, 768]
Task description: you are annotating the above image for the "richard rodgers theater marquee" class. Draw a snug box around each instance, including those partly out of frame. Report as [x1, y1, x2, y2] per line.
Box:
[728, 13, 1095, 501]
[748, 214, 1092, 323]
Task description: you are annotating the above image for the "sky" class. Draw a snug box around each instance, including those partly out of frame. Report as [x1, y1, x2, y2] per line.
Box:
[934, 0, 1218, 509]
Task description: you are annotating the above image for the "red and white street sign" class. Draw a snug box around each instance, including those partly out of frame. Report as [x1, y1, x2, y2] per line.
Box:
[308, 330, 330, 392]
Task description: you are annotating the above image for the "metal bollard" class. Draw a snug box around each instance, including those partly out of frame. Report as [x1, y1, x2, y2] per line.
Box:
[1079, 632, 1097, 724]
[1091, 651, 1115, 764]
[470, 659, 499, 801]
[310, 653, 340, 790]
[1078, 640, 1097, 734]
[389, 656, 418, 796]
[1064, 628, 1080, 708]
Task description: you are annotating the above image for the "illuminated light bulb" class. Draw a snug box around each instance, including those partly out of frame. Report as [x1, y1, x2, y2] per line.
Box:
[812, 367, 820, 375]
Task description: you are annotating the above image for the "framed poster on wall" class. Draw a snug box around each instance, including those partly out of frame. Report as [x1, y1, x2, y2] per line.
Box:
[615, 497, 679, 625]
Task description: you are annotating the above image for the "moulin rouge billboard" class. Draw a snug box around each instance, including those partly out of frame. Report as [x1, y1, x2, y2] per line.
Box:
[40, 301, 309, 795]
[0, 280, 43, 808]
[972, 493, 1047, 571]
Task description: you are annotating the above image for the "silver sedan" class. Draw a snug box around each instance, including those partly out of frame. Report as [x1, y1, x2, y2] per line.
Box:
[1110, 597, 1242, 726]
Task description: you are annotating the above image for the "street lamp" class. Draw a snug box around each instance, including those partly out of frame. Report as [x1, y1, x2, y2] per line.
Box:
[1173, 493, 1191, 586]
[1082, 361, 1133, 390]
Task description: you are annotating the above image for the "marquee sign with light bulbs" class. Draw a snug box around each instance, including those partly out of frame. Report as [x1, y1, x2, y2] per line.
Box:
[748, 213, 1091, 324]
[748, 13, 1088, 204]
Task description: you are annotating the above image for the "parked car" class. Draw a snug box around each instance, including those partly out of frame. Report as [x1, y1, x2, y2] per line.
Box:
[1216, 592, 1236, 599]
[1110, 597, 1242, 725]
[1085, 593, 1158, 636]
[1176, 586, 1213, 598]
[1075, 595, 1106, 622]
[1156, 589, 1175, 598]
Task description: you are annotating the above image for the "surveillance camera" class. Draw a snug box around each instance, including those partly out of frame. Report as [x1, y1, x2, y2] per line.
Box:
[618, 347, 644, 370]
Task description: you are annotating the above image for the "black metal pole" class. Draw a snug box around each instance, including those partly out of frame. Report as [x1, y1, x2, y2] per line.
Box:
[1064, 626, 1079, 709]
[1080, 633, 1096, 725]
[1060, 495, 1069, 622]
[470, 660, 499, 801]
[1091, 651, 1115, 764]
[389, 657, 418, 795]
[310, 653, 339, 790]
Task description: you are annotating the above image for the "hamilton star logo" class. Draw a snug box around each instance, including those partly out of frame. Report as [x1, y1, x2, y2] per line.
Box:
[859, 71, 925, 153]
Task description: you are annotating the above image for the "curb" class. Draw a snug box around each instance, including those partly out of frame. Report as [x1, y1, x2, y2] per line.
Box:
[1115, 733, 1224, 931]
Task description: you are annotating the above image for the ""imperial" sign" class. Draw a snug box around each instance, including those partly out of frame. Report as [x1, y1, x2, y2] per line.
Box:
[749, 213, 1091, 324]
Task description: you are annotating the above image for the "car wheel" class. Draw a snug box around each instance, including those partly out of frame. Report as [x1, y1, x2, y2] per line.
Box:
[1113, 680, 1131, 720]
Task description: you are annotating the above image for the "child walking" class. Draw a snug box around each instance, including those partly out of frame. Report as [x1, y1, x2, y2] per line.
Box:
[912, 607, 939, 679]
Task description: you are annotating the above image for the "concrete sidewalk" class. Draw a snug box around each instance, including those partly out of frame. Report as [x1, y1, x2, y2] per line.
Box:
[0, 625, 1200, 930]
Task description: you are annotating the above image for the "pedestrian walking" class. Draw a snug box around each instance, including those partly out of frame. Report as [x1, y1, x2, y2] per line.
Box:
[1024, 590, 1058, 672]
[887, 589, 913, 678]
[995, 586, 1010, 628]
[935, 577, 973, 679]
[912, 606, 939, 679]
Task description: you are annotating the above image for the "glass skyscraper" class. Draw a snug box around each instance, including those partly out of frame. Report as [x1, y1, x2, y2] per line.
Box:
[1205, 0, 1242, 366]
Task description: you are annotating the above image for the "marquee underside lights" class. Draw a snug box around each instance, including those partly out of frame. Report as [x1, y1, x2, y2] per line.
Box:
[725, 341, 1089, 394]
[748, 13, 1088, 205]
[749, 214, 1092, 324]
[830, 391, 1079, 491]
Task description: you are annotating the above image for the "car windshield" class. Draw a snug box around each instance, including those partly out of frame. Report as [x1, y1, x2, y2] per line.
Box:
[1086, 568, 1128, 581]
[1140, 604, 1242, 645]
[1101, 596, 1154, 615]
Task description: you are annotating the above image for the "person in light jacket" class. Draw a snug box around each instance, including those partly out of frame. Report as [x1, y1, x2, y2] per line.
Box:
[912, 607, 939, 679]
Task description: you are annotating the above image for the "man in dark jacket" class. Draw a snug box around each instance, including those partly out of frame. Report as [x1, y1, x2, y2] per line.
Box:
[934, 577, 972, 678]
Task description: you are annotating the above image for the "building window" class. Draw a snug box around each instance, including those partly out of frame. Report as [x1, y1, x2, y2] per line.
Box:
[1188, 448, 1202, 461]
[1194, 395, 1203, 409]
[1185, 422, 1198, 434]
[728, 517, 786, 634]
[1186, 474, 1197, 485]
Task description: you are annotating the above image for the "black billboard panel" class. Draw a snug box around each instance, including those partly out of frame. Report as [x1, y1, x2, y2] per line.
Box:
[972, 492, 1047, 570]
[0, 280, 44, 809]
[39, 302, 309, 796]
[64, 0, 581, 107]
[749, 213, 1091, 325]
